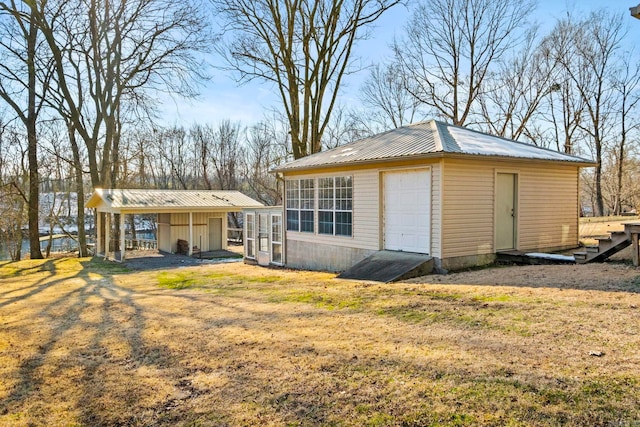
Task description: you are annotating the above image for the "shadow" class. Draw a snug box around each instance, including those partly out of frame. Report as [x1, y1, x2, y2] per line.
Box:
[0, 259, 60, 309]
[1, 254, 298, 425]
[121, 250, 241, 272]
[3, 255, 638, 425]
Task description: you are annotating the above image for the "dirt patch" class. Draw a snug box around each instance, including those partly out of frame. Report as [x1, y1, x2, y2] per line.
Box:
[408, 261, 640, 293]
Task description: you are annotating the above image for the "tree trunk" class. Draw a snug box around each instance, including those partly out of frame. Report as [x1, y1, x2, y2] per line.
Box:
[27, 15, 42, 259]
[66, 122, 89, 257]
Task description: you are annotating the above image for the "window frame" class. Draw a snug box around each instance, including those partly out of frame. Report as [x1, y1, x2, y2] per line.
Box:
[258, 213, 269, 252]
[270, 213, 283, 265]
[286, 178, 315, 233]
[316, 175, 353, 237]
[246, 212, 255, 259]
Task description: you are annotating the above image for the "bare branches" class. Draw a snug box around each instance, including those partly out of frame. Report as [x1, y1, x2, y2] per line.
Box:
[214, 0, 400, 159]
[394, 0, 535, 126]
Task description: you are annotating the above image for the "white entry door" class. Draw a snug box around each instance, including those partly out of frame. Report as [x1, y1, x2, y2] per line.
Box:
[384, 169, 431, 253]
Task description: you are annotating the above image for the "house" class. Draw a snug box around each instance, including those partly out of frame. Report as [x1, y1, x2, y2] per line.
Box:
[243, 120, 596, 273]
[86, 188, 263, 261]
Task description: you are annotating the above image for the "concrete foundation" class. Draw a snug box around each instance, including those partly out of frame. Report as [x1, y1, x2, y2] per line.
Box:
[285, 240, 377, 272]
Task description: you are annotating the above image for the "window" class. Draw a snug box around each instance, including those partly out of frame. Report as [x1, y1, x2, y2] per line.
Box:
[258, 213, 268, 252]
[318, 176, 352, 237]
[286, 179, 314, 232]
[271, 214, 283, 264]
[246, 213, 255, 258]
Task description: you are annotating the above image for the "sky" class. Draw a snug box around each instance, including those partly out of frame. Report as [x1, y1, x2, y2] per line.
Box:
[156, 0, 640, 128]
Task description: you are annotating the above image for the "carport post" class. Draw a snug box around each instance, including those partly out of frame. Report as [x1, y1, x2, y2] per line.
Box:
[188, 212, 193, 256]
[105, 213, 111, 260]
[96, 211, 102, 256]
[120, 213, 126, 262]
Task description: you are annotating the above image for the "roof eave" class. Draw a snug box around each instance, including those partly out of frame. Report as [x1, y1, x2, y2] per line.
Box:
[273, 152, 597, 174]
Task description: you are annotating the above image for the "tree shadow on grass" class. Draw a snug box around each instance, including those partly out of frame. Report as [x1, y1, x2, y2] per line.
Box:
[0, 256, 266, 426]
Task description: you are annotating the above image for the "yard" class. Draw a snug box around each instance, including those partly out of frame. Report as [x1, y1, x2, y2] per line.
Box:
[1, 254, 640, 426]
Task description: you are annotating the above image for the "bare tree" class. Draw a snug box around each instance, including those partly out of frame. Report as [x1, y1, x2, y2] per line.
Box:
[394, 0, 535, 126]
[611, 56, 640, 215]
[321, 106, 362, 150]
[359, 62, 423, 130]
[0, 1, 51, 258]
[0, 127, 29, 260]
[545, 11, 628, 216]
[191, 121, 245, 191]
[214, 0, 400, 159]
[477, 30, 560, 142]
[31, 0, 212, 189]
[243, 117, 288, 205]
[154, 127, 194, 190]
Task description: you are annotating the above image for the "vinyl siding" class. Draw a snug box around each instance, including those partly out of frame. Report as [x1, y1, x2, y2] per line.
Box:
[441, 159, 495, 258]
[518, 165, 579, 251]
[283, 159, 442, 258]
[441, 158, 579, 259]
[167, 212, 226, 253]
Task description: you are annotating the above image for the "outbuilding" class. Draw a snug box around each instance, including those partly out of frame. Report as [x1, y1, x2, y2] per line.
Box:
[243, 120, 595, 272]
[86, 188, 263, 261]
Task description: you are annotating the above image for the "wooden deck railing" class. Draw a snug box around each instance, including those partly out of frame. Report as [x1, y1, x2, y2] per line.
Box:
[228, 227, 243, 243]
[124, 238, 157, 250]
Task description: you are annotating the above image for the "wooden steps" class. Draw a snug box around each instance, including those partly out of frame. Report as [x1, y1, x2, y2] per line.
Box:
[574, 229, 632, 264]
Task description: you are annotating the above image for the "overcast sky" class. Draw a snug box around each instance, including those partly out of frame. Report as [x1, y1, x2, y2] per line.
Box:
[156, 0, 640, 128]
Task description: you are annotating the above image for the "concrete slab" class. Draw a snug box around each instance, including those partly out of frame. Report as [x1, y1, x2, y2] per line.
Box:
[337, 251, 433, 283]
[496, 250, 576, 265]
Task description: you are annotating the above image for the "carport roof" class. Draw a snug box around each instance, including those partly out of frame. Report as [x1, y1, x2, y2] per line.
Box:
[85, 188, 264, 213]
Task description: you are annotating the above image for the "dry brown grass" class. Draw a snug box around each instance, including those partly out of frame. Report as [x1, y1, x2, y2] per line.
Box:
[579, 215, 640, 246]
[1, 257, 640, 426]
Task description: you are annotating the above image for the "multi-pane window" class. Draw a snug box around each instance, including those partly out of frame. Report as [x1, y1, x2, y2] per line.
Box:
[286, 179, 314, 232]
[246, 213, 255, 258]
[271, 214, 283, 264]
[318, 176, 352, 237]
[258, 213, 268, 252]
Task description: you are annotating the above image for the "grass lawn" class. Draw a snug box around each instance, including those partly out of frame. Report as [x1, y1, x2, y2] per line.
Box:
[1, 257, 639, 426]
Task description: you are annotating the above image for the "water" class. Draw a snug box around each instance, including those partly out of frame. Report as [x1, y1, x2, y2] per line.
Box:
[0, 239, 29, 261]
[0, 231, 157, 261]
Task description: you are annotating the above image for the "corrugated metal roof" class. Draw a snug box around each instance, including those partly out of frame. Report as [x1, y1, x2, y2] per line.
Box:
[86, 189, 263, 211]
[274, 120, 595, 172]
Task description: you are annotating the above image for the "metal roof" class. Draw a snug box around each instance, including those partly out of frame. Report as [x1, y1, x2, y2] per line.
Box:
[273, 120, 595, 172]
[85, 188, 263, 213]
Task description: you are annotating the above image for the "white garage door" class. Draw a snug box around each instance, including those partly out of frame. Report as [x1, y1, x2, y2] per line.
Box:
[384, 169, 431, 253]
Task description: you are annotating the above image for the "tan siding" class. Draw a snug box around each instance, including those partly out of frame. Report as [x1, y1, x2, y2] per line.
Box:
[518, 165, 578, 251]
[441, 158, 580, 259]
[441, 159, 495, 258]
[430, 163, 442, 258]
[169, 212, 225, 253]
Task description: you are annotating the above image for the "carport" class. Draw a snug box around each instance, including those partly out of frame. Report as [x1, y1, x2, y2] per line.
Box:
[86, 188, 263, 262]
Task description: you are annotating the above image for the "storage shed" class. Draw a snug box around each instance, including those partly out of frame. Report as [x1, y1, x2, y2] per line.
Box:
[86, 188, 263, 261]
[243, 120, 595, 272]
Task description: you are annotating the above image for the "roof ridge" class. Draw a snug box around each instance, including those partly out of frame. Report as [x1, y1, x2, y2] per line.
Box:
[430, 120, 445, 152]
[438, 121, 589, 161]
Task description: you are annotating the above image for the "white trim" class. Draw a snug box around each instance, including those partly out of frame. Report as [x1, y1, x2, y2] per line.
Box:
[494, 170, 520, 251]
[188, 212, 193, 256]
[270, 213, 284, 265]
[119, 213, 126, 262]
[105, 213, 111, 260]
